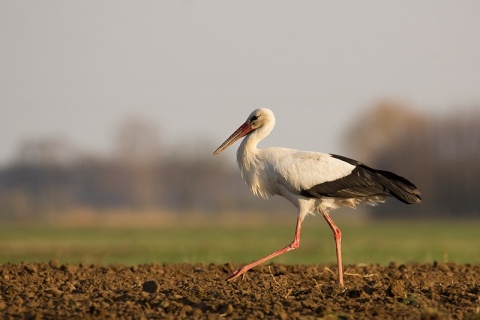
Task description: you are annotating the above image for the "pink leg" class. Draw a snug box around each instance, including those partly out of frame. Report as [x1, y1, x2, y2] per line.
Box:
[321, 210, 344, 287]
[227, 215, 304, 281]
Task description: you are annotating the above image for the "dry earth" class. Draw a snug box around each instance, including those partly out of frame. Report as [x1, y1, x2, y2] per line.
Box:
[0, 262, 479, 319]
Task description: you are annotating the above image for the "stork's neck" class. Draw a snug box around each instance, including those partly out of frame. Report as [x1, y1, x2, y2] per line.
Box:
[236, 122, 273, 165]
[236, 121, 274, 182]
[237, 132, 259, 172]
[239, 131, 258, 155]
[235, 117, 275, 198]
[236, 130, 266, 198]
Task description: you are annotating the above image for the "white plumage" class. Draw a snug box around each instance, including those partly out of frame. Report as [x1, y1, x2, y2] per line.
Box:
[214, 108, 421, 287]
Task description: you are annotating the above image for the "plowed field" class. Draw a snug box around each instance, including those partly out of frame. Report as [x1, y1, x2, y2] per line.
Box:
[1, 262, 479, 319]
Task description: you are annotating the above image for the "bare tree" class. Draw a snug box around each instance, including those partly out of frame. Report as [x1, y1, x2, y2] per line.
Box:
[112, 117, 162, 209]
[344, 101, 480, 219]
[344, 100, 427, 163]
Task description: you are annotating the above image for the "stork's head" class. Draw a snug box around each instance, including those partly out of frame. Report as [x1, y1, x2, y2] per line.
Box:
[213, 108, 275, 155]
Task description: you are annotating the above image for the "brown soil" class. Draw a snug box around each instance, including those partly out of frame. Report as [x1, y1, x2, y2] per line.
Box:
[0, 262, 479, 319]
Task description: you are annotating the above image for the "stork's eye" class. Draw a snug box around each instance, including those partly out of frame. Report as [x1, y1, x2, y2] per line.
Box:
[251, 115, 259, 122]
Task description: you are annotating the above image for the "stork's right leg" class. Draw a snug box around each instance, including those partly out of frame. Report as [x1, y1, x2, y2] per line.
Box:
[320, 209, 344, 287]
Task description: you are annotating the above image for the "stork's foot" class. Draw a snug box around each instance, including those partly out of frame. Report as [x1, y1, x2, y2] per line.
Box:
[226, 266, 248, 281]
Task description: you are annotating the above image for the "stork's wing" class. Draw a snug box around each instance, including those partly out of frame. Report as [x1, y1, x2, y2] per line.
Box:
[305, 154, 421, 204]
[272, 150, 356, 192]
[274, 151, 421, 204]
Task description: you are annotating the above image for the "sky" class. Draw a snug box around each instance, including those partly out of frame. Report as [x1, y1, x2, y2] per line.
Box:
[1, 1, 479, 166]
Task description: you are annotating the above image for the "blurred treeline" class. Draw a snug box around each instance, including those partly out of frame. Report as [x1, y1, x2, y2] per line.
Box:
[1, 102, 479, 222]
[0, 117, 264, 222]
[344, 101, 480, 219]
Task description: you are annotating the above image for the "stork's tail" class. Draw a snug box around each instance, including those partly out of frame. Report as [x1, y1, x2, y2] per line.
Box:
[376, 169, 422, 204]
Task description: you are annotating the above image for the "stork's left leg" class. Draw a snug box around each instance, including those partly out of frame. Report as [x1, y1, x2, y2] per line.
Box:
[321, 210, 344, 287]
[227, 214, 305, 281]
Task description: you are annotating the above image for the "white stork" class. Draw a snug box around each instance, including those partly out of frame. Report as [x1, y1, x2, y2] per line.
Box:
[213, 108, 421, 287]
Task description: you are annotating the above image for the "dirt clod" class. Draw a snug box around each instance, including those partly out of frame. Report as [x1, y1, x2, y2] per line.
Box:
[388, 280, 407, 299]
[0, 262, 478, 319]
[142, 280, 159, 293]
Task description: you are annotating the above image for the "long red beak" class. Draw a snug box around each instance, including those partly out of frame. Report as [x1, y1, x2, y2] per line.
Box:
[213, 122, 253, 155]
